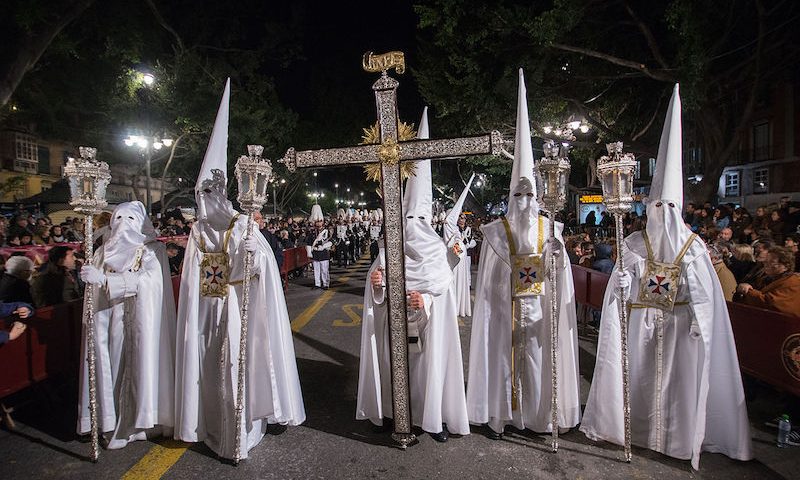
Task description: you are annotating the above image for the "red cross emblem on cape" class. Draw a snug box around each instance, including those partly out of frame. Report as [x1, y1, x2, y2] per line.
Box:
[648, 275, 670, 295]
[519, 266, 538, 284]
[200, 251, 230, 298]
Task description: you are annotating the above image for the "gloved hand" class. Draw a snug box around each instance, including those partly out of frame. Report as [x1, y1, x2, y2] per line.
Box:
[244, 235, 259, 253]
[617, 271, 632, 299]
[80, 265, 106, 286]
[546, 237, 563, 257]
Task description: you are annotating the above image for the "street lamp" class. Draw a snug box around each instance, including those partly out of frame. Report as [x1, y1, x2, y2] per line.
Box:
[124, 132, 174, 214]
[540, 118, 590, 140]
[142, 72, 155, 87]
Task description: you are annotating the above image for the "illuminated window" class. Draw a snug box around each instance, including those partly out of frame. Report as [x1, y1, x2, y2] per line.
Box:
[725, 171, 740, 197]
[753, 168, 768, 194]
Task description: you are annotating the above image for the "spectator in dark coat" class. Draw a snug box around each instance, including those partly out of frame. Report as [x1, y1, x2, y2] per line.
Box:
[0, 256, 34, 304]
[592, 243, 615, 274]
[31, 246, 80, 308]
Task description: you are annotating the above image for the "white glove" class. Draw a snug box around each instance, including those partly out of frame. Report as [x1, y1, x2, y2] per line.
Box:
[244, 235, 259, 253]
[617, 271, 632, 299]
[80, 265, 106, 286]
[546, 237, 563, 257]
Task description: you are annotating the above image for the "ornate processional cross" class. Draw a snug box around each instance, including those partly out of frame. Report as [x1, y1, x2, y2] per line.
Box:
[279, 51, 503, 448]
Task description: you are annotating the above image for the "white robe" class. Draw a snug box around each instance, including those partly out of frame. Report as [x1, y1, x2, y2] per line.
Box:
[174, 217, 305, 459]
[580, 232, 752, 469]
[78, 241, 176, 448]
[466, 216, 581, 433]
[356, 250, 470, 435]
[452, 227, 476, 317]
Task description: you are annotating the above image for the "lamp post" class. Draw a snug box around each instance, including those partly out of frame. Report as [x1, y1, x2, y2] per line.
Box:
[596, 141, 637, 463]
[63, 146, 111, 462]
[124, 134, 173, 214]
[535, 139, 571, 453]
[233, 145, 272, 465]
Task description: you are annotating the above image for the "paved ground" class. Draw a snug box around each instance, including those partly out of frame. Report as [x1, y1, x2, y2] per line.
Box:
[1, 254, 798, 479]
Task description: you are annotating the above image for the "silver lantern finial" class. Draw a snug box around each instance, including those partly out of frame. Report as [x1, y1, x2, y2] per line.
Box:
[231, 144, 272, 465]
[596, 140, 637, 464]
[63, 145, 111, 463]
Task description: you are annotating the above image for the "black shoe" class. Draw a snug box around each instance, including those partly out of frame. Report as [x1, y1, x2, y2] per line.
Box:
[371, 418, 393, 433]
[486, 429, 503, 440]
[430, 424, 449, 443]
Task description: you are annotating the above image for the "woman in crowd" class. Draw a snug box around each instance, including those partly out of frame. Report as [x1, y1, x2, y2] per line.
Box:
[729, 243, 756, 282]
[736, 246, 800, 316]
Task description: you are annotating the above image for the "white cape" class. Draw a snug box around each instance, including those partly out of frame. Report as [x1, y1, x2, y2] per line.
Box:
[174, 217, 305, 459]
[466, 216, 581, 432]
[580, 232, 752, 469]
[356, 250, 470, 435]
[78, 241, 176, 448]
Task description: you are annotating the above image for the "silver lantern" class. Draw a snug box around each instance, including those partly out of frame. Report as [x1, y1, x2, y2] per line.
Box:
[63, 146, 111, 462]
[231, 144, 272, 465]
[534, 139, 570, 453]
[596, 141, 637, 463]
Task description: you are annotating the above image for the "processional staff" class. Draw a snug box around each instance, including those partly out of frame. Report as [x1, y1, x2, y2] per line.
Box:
[535, 140, 571, 453]
[232, 145, 273, 465]
[596, 141, 638, 463]
[64, 147, 112, 462]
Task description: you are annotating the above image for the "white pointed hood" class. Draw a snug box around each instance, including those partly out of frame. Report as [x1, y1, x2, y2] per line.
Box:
[645, 84, 692, 260]
[402, 107, 433, 219]
[506, 69, 538, 228]
[195, 78, 237, 231]
[402, 106, 451, 295]
[444, 174, 475, 244]
[310, 204, 324, 223]
[103, 201, 156, 272]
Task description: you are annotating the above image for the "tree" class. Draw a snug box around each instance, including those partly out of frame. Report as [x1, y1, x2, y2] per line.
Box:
[414, 0, 800, 203]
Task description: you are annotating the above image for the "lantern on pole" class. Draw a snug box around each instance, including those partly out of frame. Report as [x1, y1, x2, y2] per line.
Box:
[534, 139, 570, 453]
[232, 144, 272, 464]
[596, 141, 637, 463]
[63, 146, 111, 462]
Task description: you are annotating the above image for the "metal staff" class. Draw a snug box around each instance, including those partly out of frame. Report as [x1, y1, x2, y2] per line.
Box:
[536, 140, 571, 453]
[233, 145, 273, 465]
[64, 147, 111, 462]
[596, 141, 638, 463]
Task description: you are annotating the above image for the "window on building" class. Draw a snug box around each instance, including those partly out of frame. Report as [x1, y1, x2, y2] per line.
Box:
[752, 122, 770, 161]
[687, 146, 703, 173]
[14, 134, 38, 173]
[725, 171, 740, 197]
[753, 168, 769, 194]
[634, 159, 641, 180]
[648, 157, 656, 177]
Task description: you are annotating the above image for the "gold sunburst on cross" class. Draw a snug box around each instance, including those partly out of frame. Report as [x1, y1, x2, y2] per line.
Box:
[361, 121, 418, 183]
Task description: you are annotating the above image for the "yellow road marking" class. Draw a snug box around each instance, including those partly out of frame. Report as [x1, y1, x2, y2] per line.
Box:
[332, 303, 364, 327]
[291, 289, 336, 332]
[121, 439, 188, 480]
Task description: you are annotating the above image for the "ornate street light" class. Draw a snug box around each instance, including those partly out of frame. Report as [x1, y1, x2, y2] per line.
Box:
[231, 145, 272, 465]
[63, 146, 111, 462]
[124, 133, 174, 213]
[534, 139, 571, 453]
[596, 141, 637, 463]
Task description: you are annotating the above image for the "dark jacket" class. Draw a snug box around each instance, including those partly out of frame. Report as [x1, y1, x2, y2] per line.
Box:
[31, 263, 80, 308]
[592, 244, 615, 274]
[0, 273, 34, 305]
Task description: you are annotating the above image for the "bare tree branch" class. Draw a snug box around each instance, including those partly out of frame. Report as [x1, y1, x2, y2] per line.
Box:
[550, 43, 676, 82]
[144, 0, 185, 53]
[631, 98, 662, 141]
[623, 2, 670, 69]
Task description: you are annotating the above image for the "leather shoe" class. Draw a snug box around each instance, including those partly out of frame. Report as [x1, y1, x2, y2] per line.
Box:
[430, 424, 449, 443]
[486, 429, 503, 440]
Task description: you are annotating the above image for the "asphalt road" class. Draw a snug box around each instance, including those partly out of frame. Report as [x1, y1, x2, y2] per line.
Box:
[1, 253, 798, 479]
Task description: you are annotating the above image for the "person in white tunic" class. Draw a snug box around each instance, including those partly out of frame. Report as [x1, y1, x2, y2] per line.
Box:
[78, 201, 176, 449]
[466, 69, 581, 439]
[356, 107, 469, 442]
[173, 79, 305, 460]
[580, 85, 752, 470]
[443, 175, 476, 317]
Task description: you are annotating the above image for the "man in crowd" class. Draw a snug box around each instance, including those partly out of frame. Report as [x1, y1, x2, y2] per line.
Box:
[31, 246, 80, 307]
[0, 256, 34, 304]
[307, 204, 332, 289]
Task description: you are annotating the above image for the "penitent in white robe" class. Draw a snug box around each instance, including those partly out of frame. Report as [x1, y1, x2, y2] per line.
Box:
[466, 216, 581, 433]
[580, 232, 752, 469]
[174, 217, 305, 459]
[78, 241, 176, 448]
[356, 249, 470, 435]
[451, 226, 476, 317]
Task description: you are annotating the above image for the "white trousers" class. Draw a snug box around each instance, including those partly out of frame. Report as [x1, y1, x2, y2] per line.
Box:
[313, 260, 329, 287]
